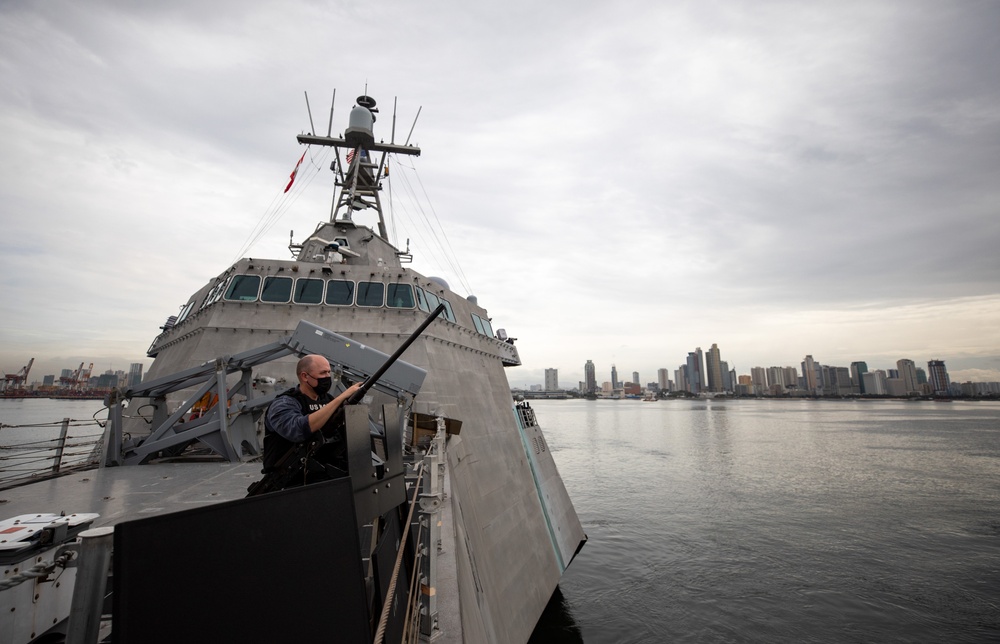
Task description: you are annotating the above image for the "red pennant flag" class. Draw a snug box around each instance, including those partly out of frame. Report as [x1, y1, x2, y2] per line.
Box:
[284, 151, 306, 193]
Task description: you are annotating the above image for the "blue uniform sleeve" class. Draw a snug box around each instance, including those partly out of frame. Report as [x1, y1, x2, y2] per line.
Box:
[265, 395, 313, 443]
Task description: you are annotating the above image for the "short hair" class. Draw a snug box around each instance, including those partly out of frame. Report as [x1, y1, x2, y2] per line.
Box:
[296, 355, 317, 376]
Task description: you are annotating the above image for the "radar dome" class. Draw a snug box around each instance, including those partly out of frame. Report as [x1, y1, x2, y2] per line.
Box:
[466, 295, 478, 305]
[428, 276, 450, 290]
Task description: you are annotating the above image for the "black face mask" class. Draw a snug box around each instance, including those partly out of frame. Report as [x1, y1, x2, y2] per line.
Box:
[313, 376, 333, 396]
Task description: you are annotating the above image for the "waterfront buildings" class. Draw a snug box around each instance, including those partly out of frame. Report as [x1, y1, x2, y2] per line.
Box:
[128, 362, 144, 388]
[657, 368, 669, 391]
[706, 344, 723, 393]
[897, 359, 919, 395]
[851, 361, 868, 394]
[584, 360, 596, 394]
[685, 350, 704, 394]
[802, 355, 818, 393]
[928, 360, 951, 395]
[544, 368, 559, 392]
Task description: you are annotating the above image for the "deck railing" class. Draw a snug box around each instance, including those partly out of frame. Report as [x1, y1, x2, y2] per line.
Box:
[0, 418, 103, 490]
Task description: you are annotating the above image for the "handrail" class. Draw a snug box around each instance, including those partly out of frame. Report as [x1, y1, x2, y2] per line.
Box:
[0, 417, 103, 490]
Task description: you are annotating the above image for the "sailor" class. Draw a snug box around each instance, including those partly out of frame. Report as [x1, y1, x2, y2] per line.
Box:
[262, 354, 362, 479]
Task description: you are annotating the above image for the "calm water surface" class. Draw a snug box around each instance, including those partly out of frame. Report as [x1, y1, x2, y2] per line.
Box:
[0, 398, 108, 472]
[534, 398, 1000, 643]
[4, 398, 998, 642]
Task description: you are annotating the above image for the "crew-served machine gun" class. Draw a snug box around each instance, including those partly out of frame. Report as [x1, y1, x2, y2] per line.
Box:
[246, 303, 445, 496]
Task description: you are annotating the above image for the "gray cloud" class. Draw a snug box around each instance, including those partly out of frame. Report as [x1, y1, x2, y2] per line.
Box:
[1, 0, 997, 385]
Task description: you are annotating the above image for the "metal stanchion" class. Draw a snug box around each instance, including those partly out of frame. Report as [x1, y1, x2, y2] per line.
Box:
[65, 526, 114, 644]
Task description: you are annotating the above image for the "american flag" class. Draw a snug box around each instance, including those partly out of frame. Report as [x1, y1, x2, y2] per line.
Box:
[346, 148, 356, 164]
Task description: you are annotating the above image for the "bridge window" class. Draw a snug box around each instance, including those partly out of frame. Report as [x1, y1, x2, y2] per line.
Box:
[357, 281, 385, 307]
[261, 276, 293, 303]
[294, 278, 324, 304]
[471, 314, 485, 335]
[326, 280, 355, 306]
[387, 284, 415, 308]
[424, 290, 441, 311]
[414, 286, 429, 312]
[481, 316, 494, 338]
[224, 275, 261, 301]
[203, 277, 231, 309]
[175, 300, 195, 324]
[440, 298, 456, 322]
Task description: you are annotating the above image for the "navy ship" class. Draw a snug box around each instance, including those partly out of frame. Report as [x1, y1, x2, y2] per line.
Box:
[0, 92, 585, 644]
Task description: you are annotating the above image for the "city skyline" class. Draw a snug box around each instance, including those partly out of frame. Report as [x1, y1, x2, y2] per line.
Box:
[520, 347, 995, 394]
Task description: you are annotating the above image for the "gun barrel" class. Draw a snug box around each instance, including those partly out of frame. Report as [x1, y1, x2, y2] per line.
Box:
[349, 303, 444, 404]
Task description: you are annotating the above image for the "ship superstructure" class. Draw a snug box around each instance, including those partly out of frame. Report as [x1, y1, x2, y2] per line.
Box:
[1, 93, 584, 644]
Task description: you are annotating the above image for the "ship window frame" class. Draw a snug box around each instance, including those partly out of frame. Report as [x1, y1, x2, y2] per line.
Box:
[414, 286, 429, 313]
[386, 283, 415, 309]
[260, 276, 293, 303]
[481, 316, 495, 338]
[293, 277, 325, 305]
[424, 290, 441, 311]
[440, 298, 456, 323]
[224, 274, 262, 302]
[357, 281, 385, 307]
[325, 279, 355, 306]
[203, 277, 232, 309]
[334, 237, 350, 249]
[175, 300, 196, 325]
[471, 314, 485, 335]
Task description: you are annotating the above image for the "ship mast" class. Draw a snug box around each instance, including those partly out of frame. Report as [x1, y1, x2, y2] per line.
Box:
[297, 94, 421, 242]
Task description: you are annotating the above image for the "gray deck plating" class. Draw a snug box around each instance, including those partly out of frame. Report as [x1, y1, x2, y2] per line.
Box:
[0, 463, 260, 528]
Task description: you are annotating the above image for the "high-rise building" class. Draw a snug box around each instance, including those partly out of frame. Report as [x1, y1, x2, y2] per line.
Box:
[802, 355, 818, 393]
[863, 370, 888, 395]
[657, 368, 669, 391]
[686, 352, 703, 394]
[611, 364, 619, 390]
[896, 359, 918, 395]
[915, 368, 927, 385]
[783, 366, 799, 389]
[544, 368, 559, 391]
[706, 344, 723, 392]
[750, 367, 767, 396]
[927, 360, 950, 395]
[850, 361, 868, 394]
[695, 348, 705, 391]
[632, 371, 640, 387]
[831, 367, 853, 395]
[128, 362, 144, 388]
[584, 360, 596, 394]
[721, 362, 732, 392]
[766, 367, 785, 388]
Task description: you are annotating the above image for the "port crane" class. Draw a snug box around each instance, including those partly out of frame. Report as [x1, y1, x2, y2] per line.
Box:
[2, 358, 34, 391]
[58, 362, 94, 389]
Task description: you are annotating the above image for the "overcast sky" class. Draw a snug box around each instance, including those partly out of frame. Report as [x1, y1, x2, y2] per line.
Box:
[1, 1, 998, 389]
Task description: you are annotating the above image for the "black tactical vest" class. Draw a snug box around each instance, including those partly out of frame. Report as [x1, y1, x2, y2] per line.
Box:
[262, 387, 345, 472]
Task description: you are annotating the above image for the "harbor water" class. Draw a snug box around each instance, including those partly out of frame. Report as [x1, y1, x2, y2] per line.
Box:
[534, 398, 1000, 643]
[3, 397, 999, 643]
